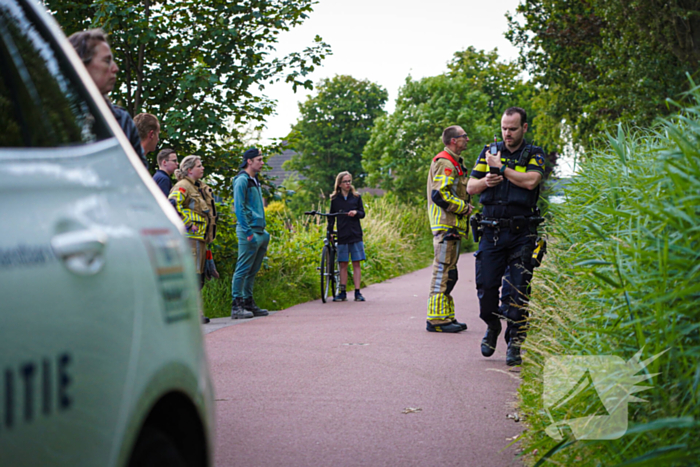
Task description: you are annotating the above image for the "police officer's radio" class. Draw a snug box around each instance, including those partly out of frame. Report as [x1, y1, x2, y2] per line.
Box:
[489, 136, 500, 174]
[489, 135, 498, 155]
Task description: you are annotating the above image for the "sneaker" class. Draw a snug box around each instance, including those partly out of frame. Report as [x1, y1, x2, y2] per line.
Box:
[451, 319, 467, 331]
[201, 316, 210, 324]
[244, 298, 269, 317]
[480, 324, 502, 357]
[354, 291, 365, 302]
[333, 291, 347, 302]
[231, 298, 253, 319]
[426, 321, 464, 333]
[506, 341, 522, 366]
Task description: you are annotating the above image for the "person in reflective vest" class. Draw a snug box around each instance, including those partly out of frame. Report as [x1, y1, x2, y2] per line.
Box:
[425, 125, 473, 333]
[169, 155, 218, 323]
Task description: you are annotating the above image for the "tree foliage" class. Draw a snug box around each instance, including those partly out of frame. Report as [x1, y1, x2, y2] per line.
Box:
[284, 74, 388, 197]
[362, 47, 543, 202]
[507, 0, 700, 150]
[44, 0, 331, 190]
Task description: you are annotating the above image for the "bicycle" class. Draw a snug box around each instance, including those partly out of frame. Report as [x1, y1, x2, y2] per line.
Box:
[304, 210, 348, 303]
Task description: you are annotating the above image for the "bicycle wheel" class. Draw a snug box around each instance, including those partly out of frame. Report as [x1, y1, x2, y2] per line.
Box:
[328, 247, 338, 299]
[320, 245, 331, 303]
[330, 248, 340, 297]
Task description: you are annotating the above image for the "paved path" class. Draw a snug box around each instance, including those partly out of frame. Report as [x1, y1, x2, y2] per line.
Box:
[204, 254, 523, 467]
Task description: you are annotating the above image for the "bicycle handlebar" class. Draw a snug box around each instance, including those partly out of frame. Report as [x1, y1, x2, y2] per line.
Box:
[303, 210, 348, 217]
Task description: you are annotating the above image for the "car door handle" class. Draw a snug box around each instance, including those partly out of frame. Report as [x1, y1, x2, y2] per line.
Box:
[51, 229, 108, 275]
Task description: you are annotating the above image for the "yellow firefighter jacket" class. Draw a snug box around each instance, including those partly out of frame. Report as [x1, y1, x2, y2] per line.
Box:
[169, 177, 218, 243]
[426, 149, 470, 236]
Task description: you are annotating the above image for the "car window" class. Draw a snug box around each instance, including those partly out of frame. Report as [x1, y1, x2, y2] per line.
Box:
[0, 0, 111, 148]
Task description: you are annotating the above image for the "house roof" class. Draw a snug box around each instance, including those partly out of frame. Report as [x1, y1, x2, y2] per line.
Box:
[264, 149, 384, 197]
[265, 149, 305, 182]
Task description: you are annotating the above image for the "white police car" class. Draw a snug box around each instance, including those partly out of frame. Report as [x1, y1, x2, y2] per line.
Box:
[0, 0, 214, 465]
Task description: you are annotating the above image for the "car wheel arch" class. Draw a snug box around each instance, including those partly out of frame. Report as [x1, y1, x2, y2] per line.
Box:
[126, 391, 209, 467]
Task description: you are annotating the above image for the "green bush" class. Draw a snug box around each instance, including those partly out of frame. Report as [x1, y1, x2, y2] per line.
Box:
[517, 89, 700, 465]
[201, 194, 440, 316]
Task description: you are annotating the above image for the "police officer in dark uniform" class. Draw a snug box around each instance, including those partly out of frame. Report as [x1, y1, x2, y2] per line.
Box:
[467, 107, 546, 366]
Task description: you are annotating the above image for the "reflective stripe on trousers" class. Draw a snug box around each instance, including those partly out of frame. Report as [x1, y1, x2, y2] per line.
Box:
[427, 231, 460, 323]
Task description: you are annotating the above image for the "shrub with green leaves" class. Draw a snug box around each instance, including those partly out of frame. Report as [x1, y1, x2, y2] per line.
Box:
[518, 88, 700, 465]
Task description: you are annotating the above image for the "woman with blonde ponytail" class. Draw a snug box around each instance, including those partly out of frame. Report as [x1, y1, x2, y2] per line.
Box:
[168, 155, 218, 322]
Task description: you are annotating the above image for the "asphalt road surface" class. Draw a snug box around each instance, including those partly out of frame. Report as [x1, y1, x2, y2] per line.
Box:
[204, 253, 524, 467]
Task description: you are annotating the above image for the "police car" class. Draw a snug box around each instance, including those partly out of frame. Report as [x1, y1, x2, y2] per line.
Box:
[0, 0, 214, 465]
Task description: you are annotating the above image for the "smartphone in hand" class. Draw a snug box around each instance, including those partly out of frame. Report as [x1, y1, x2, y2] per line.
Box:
[489, 136, 499, 174]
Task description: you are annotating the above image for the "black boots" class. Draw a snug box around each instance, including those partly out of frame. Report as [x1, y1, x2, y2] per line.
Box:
[231, 298, 253, 319]
[506, 340, 522, 366]
[426, 321, 464, 333]
[481, 324, 523, 365]
[231, 298, 268, 319]
[480, 324, 502, 357]
[244, 298, 269, 317]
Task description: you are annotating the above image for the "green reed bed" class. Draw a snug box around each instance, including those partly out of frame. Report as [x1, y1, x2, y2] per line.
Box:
[518, 89, 700, 466]
[201, 194, 434, 316]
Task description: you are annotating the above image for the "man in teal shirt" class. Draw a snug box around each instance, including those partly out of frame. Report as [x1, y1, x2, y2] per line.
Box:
[231, 148, 270, 319]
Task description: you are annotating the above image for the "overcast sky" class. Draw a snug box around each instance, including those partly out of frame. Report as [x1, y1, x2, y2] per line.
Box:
[260, 0, 523, 143]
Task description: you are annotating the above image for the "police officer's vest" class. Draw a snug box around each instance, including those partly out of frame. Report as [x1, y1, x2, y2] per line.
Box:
[479, 142, 542, 213]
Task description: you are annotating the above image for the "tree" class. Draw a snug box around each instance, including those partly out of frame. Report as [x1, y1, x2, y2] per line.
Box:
[44, 0, 331, 189]
[362, 47, 543, 202]
[284, 75, 388, 198]
[507, 0, 700, 150]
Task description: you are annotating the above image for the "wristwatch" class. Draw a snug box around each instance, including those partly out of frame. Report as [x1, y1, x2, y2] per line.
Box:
[499, 165, 507, 175]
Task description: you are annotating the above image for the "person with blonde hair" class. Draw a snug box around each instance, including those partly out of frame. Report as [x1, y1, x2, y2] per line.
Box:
[328, 171, 366, 302]
[168, 155, 218, 323]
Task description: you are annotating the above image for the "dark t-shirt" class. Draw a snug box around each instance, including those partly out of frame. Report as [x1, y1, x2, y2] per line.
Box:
[328, 194, 365, 244]
[108, 102, 147, 169]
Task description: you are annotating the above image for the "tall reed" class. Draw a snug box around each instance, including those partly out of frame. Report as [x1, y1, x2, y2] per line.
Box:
[518, 88, 700, 465]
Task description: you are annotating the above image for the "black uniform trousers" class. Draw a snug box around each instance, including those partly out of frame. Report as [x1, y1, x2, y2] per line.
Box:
[475, 225, 536, 343]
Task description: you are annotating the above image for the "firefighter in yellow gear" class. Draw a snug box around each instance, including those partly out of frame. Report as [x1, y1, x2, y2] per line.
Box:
[426, 125, 473, 333]
[168, 155, 218, 281]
